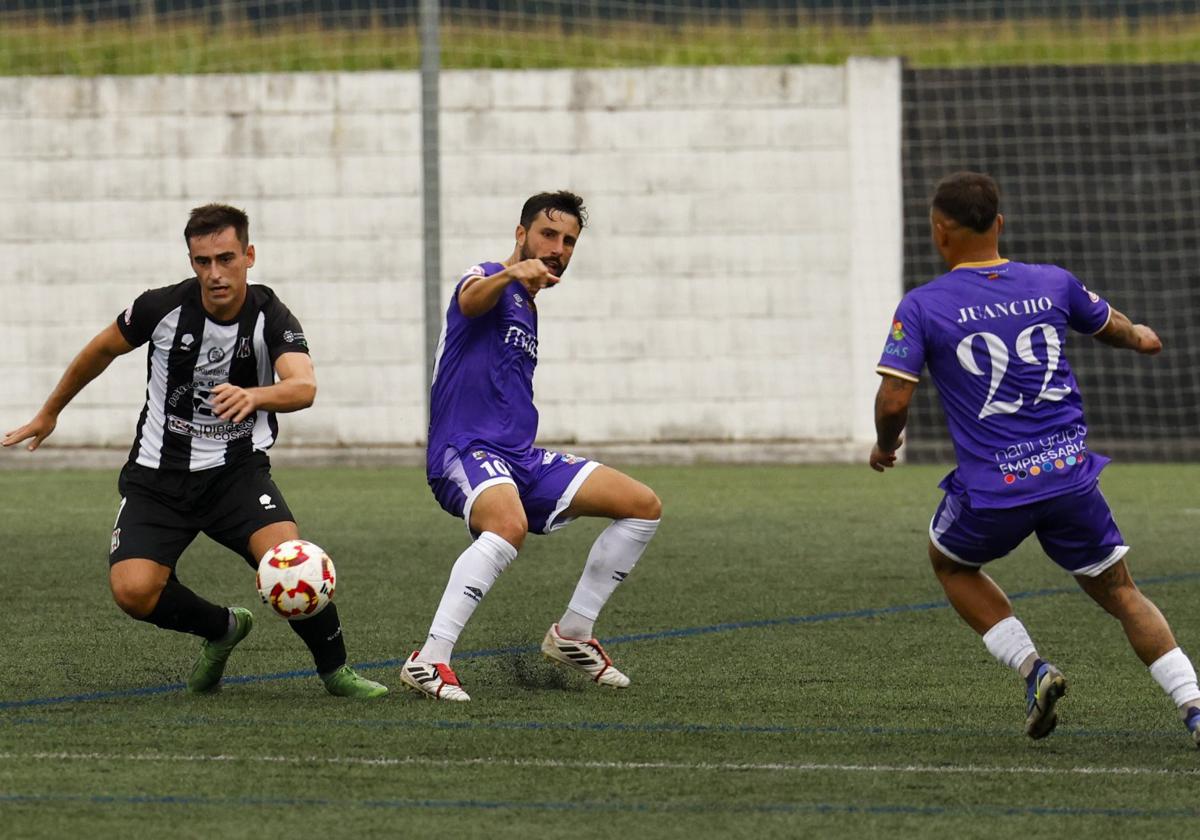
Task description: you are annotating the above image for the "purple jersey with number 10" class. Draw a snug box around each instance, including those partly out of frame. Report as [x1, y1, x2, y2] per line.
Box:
[876, 259, 1113, 508]
[427, 261, 540, 479]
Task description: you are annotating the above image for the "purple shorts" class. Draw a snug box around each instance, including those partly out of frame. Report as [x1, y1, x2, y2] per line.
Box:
[929, 481, 1128, 577]
[429, 444, 600, 535]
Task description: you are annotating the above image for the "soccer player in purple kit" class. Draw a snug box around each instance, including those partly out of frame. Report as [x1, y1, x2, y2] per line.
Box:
[400, 190, 662, 702]
[870, 171, 1200, 744]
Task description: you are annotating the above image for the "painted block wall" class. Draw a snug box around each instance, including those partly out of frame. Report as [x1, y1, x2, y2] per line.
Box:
[0, 60, 901, 455]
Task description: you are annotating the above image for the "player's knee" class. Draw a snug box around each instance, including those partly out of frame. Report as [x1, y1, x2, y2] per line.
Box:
[635, 488, 663, 521]
[109, 577, 162, 619]
[485, 516, 528, 551]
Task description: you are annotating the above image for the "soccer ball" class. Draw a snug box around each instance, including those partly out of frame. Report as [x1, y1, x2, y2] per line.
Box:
[256, 539, 336, 620]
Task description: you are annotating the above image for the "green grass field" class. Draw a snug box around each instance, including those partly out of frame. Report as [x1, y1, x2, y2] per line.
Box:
[4, 16, 1200, 75]
[2, 462, 1199, 838]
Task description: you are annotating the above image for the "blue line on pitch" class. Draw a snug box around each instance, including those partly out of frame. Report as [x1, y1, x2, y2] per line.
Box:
[0, 791, 1197, 819]
[2, 571, 1198, 712]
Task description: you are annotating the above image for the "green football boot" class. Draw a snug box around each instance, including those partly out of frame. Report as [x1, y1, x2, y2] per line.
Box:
[322, 664, 389, 699]
[187, 607, 254, 694]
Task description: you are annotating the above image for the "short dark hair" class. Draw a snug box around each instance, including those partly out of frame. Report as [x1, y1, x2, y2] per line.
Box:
[519, 190, 587, 231]
[932, 172, 999, 234]
[184, 203, 250, 249]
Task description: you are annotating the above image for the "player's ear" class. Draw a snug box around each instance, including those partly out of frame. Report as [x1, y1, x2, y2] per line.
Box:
[994, 214, 1004, 236]
[245, 244, 256, 268]
[515, 224, 526, 247]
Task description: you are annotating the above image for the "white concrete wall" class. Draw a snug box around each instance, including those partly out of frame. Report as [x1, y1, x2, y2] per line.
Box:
[0, 60, 902, 455]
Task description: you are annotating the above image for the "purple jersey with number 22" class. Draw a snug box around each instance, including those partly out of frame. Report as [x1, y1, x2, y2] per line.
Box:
[876, 259, 1113, 508]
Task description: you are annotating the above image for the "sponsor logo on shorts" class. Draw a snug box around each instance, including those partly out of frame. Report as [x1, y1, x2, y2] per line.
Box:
[560, 453, 584, 465]
[542, 450, 558, 465]
[110, 528, 121, 553]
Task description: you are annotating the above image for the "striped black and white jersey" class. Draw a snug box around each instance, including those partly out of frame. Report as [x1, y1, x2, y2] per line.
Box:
[115, 278, 309, 472]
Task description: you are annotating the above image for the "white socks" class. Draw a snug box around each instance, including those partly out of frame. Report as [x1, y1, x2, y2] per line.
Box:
[1149, 647, 1200, 712]
[417, 531, 517, 665]
[982, 616, 1039, 675]
[558, 518, 660, 640]
[417, 518, 660, 662]
[984, 626, 1200, 715]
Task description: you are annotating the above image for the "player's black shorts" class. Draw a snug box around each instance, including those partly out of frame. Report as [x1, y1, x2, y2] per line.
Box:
[109, 451, 295, 570]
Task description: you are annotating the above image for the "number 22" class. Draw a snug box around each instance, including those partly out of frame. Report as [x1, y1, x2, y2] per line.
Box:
[956, 324, 1072, 420]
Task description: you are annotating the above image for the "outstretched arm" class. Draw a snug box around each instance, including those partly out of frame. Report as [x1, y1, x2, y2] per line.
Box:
[870, 374, 918, 472]
[1093, 306, 1162, 354]
[458, 259, 560, 317]
[3, 322, 134, 451]
[209, 351, 317, 423]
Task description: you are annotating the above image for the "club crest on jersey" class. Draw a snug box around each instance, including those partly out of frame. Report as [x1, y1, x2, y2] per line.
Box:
[891, 320, 905, 341]
[236, 337, 251, 358]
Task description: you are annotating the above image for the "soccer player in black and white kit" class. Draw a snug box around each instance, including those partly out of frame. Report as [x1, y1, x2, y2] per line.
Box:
[3, 204, 387, 698]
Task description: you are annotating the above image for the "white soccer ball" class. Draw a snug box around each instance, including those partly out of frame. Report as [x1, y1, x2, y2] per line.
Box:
[256, 539, 336, 620]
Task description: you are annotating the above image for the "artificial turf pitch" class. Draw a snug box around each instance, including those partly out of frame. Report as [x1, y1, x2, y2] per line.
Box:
[1, 462, 1198, 838]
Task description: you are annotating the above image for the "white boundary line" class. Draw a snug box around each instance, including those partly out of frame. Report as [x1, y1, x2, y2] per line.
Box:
[0, 751, 1196, 778]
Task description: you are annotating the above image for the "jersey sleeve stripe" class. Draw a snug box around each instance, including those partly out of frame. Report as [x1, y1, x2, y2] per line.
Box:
[1089, 303, 1113, 336]
[876, 365, 920, 383]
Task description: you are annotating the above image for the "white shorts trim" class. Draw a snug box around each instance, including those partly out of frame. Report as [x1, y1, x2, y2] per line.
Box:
[1073, 544, 1130, 578]
[927, 512, 984, 568]
[443, 448, 516, 535]
[543, 460, 602, 534]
